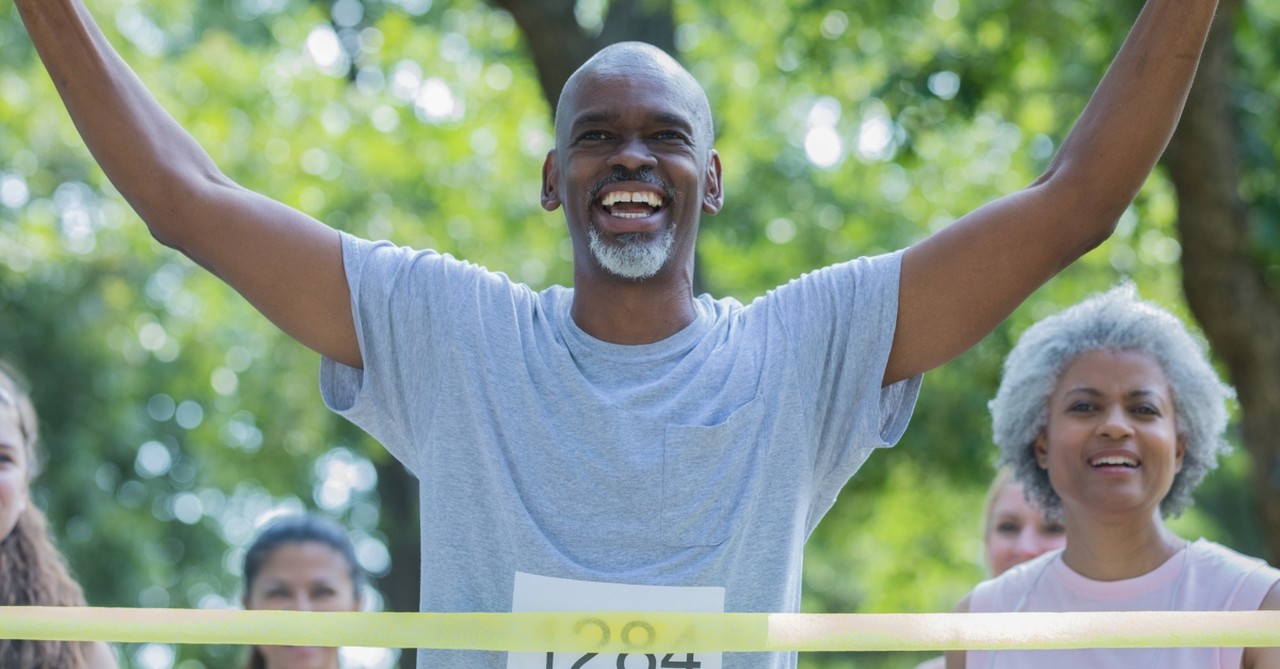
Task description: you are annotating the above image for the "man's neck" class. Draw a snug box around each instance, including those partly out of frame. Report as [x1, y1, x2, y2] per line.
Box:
[570, 272, 698, 345]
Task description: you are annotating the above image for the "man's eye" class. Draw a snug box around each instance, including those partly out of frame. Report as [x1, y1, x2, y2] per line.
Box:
[579, 130, 610, 141]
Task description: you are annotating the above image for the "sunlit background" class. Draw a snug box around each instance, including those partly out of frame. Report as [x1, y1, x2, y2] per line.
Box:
[2, 0, 1278, 667]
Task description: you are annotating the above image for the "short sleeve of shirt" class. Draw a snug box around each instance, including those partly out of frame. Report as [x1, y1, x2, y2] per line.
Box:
[758, 250, 922, 519]
[320, 232, 516, 475]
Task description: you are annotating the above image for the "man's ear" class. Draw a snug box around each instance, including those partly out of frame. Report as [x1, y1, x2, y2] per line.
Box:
[702, 150, 723, 215]
[541, 150, 561, 212]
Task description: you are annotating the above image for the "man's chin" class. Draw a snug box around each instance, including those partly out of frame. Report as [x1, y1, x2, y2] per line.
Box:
[588, 227, 675, 281]
[594, 255, 667, 281]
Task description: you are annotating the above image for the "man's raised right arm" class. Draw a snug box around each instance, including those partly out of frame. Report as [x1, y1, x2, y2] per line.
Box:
[17, 0, 362, 369]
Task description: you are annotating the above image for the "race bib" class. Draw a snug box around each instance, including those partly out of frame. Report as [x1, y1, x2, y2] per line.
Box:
[507, 572, 725, 669]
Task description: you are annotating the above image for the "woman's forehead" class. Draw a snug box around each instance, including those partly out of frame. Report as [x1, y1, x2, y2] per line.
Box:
[0, 405, 24, 448]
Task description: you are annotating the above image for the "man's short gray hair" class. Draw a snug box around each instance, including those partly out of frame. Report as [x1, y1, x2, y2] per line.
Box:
[991, 283, 1234, 518]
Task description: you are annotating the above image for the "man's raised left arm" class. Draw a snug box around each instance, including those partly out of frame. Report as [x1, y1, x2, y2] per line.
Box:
[884, 0, 1218, 385]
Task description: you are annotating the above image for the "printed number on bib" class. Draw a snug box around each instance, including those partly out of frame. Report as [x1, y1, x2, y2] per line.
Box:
[544, 653, 702, 669]
[508, 573, 725, 669]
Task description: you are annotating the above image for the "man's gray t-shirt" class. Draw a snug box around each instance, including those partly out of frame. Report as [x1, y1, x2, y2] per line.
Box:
[321, 232, 921, 668]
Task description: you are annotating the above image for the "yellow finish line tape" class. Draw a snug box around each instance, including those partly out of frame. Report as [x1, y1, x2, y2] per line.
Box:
[2, 608, 1278, 651]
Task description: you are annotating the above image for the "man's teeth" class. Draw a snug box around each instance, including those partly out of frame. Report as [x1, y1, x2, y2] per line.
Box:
[601, 191, 664, 208]
[1090, 455, 1139, 467]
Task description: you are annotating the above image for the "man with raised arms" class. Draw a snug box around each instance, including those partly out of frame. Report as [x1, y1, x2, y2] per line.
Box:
[16, 0, 1218, 667]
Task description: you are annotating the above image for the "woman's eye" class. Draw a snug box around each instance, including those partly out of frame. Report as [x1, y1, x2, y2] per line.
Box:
[996, 522, 1021, 535]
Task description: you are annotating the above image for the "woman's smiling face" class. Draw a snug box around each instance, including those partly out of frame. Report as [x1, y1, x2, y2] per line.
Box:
[1035, 348, 1184, 521]
[0, 394, 30, 544]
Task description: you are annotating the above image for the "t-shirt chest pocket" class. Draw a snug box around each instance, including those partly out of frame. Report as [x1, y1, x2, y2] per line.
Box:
[661, 393, 766, 547]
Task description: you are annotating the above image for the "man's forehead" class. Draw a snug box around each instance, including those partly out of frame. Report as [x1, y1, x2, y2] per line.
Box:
[554, 43, 713, 145]
[559, 69, 707, 134]
[567, 74, 696, 117]
[568, 65, 694, 105]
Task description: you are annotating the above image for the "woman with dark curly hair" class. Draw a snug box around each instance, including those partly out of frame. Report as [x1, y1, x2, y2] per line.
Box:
[947, 285, 1280, 669]
[0, 362, 116, 668]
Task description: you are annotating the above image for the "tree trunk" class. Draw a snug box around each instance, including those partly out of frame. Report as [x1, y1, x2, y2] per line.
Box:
[487, 0, 675, 112]
[1163, 0, 1280, 565]
[374, 457, 421, 669]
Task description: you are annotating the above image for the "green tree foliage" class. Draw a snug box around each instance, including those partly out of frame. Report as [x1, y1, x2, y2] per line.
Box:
[1, 1, 1274, 668]
[1238, 0, 1280, 275]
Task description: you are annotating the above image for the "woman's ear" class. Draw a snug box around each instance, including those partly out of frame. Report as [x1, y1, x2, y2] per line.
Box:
[1033, 434, 1049, 469]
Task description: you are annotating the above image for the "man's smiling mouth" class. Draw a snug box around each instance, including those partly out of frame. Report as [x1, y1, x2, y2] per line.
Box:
[601, 190, 665, 219]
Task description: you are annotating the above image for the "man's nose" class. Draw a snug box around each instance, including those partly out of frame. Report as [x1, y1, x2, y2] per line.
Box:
[609, 135, 657, 171]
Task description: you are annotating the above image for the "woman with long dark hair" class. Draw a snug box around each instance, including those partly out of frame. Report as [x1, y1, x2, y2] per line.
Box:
[0, 361, 116, 668]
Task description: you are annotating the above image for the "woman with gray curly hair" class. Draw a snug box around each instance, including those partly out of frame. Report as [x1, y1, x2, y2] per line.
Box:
[946, 284, 1280, 669]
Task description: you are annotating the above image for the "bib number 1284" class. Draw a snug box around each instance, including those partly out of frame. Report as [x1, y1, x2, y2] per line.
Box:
[545, 653, 702, 669]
